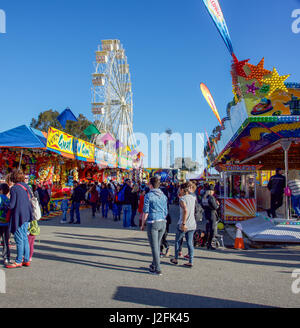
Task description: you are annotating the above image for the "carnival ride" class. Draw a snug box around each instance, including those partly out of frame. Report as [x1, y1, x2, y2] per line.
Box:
[91, 39, 136, 150]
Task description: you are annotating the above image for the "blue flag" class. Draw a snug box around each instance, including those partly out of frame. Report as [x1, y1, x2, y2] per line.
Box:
[57, 108, 78, 129]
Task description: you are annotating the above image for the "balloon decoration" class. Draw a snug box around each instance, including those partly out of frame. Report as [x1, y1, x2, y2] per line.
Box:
[200, 83, 223, 126]
[261, 67, 290, 97]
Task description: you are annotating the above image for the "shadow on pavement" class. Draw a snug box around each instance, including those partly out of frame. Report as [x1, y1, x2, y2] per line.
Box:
[32, 250, 150, 274]
[112, 286, 274, 308]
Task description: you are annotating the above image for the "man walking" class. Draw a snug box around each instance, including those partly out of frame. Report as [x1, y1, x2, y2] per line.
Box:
[122, 179, 133, 227]
[141, 177, 168, 275]
[69, 181, 84, 224]
[267, 168, 286, 218]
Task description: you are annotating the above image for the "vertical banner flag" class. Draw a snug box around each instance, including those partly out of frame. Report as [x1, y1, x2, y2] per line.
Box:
[200, 83, 223, 126]
[202, 0, 234, 55]
[204, 128, 212, 151]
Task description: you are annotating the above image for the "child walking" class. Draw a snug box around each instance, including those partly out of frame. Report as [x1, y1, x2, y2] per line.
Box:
[0, 183, 11, 266]
[60, 194, 69, 224]
[28, 220, 40, 262]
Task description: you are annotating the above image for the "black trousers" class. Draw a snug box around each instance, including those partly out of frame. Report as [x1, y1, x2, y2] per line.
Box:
[0, 226, 10, 260]
[206, 217, 217, 248]
[269, 193, 283, 218]
[91, 202, 97, 217]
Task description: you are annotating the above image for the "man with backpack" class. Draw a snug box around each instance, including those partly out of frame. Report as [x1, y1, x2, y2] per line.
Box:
[120, 179, 133, 228]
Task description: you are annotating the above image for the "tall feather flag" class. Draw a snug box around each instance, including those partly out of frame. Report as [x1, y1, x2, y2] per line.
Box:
[200, 83, 223, 126]
[202, 0, 234, 55]
[204, 128, 212, 151]
[57, 108, 78, 129]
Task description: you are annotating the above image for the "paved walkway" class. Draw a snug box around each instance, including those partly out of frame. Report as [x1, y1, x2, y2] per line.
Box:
[1, 205, 300, 308]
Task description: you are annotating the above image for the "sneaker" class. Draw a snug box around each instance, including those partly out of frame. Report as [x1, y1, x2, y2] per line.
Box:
[149, 267, 162, 275]
[5, 262, 23, 269]
[183, 263, 193, 268]
[22, 261, 31, 267]
[60, 220, 67, 224]
[68, 221, 74, 224]
[3, 259, 11, 266]
[184, 254, 190, 260]
[149, 264, 155, 271]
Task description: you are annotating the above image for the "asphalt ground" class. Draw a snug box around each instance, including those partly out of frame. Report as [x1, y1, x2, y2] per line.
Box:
[1, 205, 300, 308]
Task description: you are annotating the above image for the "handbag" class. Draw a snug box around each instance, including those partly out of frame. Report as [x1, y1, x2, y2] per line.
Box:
[17, 184, 42, 221]
[284, 186, 292, 197]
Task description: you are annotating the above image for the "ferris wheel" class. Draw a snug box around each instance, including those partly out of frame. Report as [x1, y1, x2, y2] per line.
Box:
[91, 39, 135, 150]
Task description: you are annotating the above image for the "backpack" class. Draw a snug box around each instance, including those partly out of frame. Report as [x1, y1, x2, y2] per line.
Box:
[117, 186, 126, 203]
[17, 184, 42, 221]
[28, 219, 40, 236]
[0, 195, 10, 224]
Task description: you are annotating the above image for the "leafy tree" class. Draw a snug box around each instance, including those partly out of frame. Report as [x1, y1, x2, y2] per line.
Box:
[30, 109, 92, 141]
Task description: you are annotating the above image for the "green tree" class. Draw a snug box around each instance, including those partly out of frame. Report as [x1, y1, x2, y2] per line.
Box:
[30, 109, 92, 141]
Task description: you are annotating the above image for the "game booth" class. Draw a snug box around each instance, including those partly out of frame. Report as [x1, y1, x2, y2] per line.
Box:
[216, 164, 260, 223]
[0, 125, 143, 218]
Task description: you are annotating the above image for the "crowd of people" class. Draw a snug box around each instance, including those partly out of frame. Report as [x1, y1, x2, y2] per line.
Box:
[63, 180, 182, 229]
[0, 168, 221, 274]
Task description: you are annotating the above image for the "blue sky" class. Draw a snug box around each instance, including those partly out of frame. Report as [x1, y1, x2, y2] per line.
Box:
[1, 0, 300, 167]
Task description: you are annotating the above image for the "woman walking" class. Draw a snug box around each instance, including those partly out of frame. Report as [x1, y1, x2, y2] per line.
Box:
[6, 169, 33, 268]
[201, 185, 219, 250]
[141, 177, 168, 275]
[170, 182, 196, 268]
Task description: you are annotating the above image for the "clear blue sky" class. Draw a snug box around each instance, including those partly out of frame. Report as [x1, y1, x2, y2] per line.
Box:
[1, 0, 300, 167]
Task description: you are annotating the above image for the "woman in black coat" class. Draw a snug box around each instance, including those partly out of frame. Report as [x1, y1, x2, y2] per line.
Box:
[6, 169, 33, 268]
[201, 185, 219, 250]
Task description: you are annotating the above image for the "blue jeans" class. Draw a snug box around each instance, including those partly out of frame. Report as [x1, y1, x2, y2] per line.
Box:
[70, 202, 80, 223]
[175, 227, 195, 264]
[14, 222, 30, 264]
[147, 220, 166, 272]
[291, 195, 300, 216]
[102, 201, 109, 218]
[122, 204, 132, 227]
[62, 210, 67, 222]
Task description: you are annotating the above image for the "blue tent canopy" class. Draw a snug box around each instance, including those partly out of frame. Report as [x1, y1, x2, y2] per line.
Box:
[0, 125, 47, 149]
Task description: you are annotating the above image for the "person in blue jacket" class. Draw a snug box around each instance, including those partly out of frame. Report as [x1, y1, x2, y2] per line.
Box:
[141, 176, 168, 276]
[6, 169, 33, 269]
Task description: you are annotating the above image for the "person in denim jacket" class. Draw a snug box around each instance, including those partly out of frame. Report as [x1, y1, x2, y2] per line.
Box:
[141, 177, 168, 275]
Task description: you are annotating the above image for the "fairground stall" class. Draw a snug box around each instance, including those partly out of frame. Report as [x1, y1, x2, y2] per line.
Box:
[215, 164, 261, 223]
[0, 125, 143, 217]
[204, 57, 300, 242]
